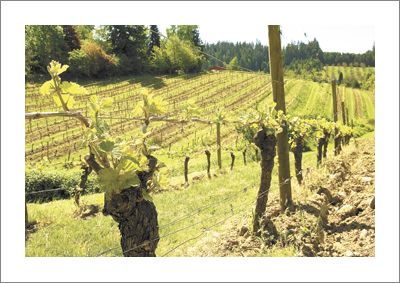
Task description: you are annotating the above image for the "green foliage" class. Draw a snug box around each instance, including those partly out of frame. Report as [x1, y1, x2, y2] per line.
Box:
[287, 117, 312, 150]
[25, 168, 100, 203]
[39, 61, 162, 202]
[106, 25, 149, 74]
[148, 25, 161, 55]
[179, 100, 201, 120]
[167, 25, 203, 50]
[133, 89, 166, 122]
[151, 35, 201, 74]
[25, 26, 67, 76]
[40, 61, 88, 110]
[68, 42, 118, 78]
[203, 41, 269, 72]
[227, 56, 240, 70]
[305, 118, 336, 140]
[286, 58, 323, 79]
[236, 102, 285, 145]
[62, 25, 81, 52]
[74, 25, 95, 41]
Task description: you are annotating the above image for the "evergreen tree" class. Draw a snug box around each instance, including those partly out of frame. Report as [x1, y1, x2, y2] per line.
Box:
[148, 25, 161, 55]
[106, 25, 149, 73]
[191, 26, 203, 51]
[62, 25, 81, 52]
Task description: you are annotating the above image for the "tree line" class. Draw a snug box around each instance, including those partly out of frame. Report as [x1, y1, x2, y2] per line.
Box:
[25, 25, 375, 81]
[203, 38, 374, 72]
[25, 25, 203, 80]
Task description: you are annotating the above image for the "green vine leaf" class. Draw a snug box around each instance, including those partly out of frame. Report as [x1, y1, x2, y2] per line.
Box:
[39, 80, 56, 96]
[60, 81, 88, 95]
[47, 61, 69, 76]
[99, 140, 115, 152]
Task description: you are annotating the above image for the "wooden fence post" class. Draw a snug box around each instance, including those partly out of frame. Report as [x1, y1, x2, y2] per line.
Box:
[268, 25, 293, 211]
[341, 101, 346, 125]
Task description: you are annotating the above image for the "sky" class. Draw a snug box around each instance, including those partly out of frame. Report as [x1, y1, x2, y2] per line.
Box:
[158, 25, 374, 54]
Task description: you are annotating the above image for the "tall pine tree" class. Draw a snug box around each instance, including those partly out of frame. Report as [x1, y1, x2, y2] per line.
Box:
[62, 25, 80, 52]
[148, 25, 161, 55]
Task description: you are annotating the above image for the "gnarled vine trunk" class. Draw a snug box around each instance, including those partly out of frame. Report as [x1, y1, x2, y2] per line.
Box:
[323, 132, 330, 159]
[99, 156, 160, 257]
[205, 150, 211, 178]
[292, 137, 303, 185]
[317, 137, 324, 167]
[242, 149, 247, 165]
[230, 152, 235, 171]
[184, 156, 190, 185]
[253, 129, 276, 235]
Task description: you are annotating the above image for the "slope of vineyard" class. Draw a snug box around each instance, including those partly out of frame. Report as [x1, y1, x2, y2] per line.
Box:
[323, 66, 375, 90]
[25, 70, 375, 173]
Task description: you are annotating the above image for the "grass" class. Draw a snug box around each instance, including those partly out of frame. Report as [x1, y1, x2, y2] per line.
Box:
[26, 148, 321, 257]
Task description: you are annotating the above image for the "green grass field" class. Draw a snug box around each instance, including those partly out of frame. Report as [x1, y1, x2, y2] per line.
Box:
[26, 148, 319, 257]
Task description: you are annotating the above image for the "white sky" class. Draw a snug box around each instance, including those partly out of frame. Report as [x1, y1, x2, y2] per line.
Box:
[159, 25, 374, 54]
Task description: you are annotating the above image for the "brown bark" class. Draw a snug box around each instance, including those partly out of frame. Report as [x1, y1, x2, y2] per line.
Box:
[293, 137, 303, 185]
[253, 129, 276, 235]
[230, 152, 235, 171]
[75, 163, 92, 207]
[205, 150, 211, 178]
[242, 149, 247, 165]
[317, 138, 324, 167]
[102, 155, 159, 257]
[184, 156, 190, 185]
[323, 132, 330, 159]
[335, 136, 342, 155]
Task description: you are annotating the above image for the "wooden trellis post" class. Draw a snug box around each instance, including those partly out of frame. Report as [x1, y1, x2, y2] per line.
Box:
[332, 80, 341, 155]
[268, 25, 293, 211]
[341, 101, 346, 125]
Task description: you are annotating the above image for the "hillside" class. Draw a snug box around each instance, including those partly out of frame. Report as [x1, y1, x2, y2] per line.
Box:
[25, 69, 375, 172]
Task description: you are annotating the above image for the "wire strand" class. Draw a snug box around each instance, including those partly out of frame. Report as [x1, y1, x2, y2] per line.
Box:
[93, 175, 292, 257]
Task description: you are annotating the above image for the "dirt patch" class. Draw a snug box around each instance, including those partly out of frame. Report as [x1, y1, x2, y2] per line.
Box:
[73, 204, 100, 219]
[200, 138, 375, 257]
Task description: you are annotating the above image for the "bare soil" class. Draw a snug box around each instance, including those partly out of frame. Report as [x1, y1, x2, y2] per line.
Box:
[198, 138, 375, 257]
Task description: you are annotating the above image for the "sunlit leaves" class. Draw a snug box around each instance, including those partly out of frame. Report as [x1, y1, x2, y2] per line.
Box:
[39, 80, 56, 95]
[98, 165, 140, 198]
[60, 81, 88, 95]
[133, 89, 166, 119]
[47, 60, 69, 76]
[180, 100, 200, 120]
[52, 94, 75, 108]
